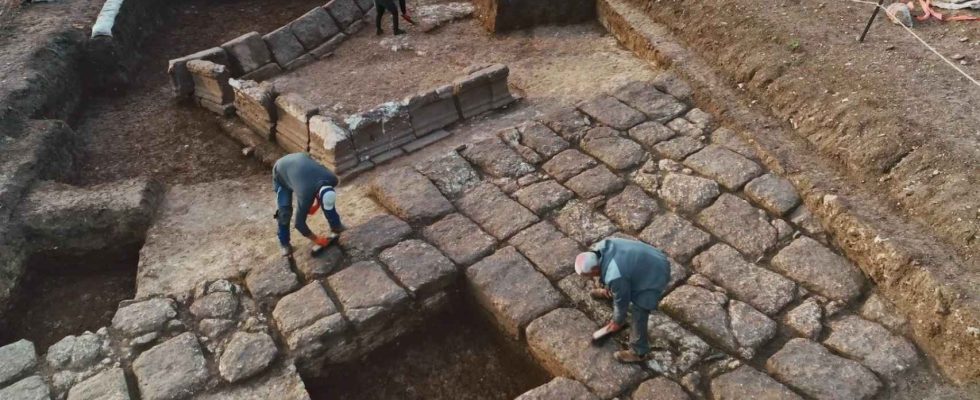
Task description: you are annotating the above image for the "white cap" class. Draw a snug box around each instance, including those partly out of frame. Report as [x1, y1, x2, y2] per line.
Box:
[575, 252, 599, 275]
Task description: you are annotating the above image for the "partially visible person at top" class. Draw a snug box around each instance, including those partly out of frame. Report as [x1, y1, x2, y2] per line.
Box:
[374, 0, 406, 36]
[272, 153, 345, 257]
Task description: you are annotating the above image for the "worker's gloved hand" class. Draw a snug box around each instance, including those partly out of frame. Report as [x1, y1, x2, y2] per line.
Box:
[312, 235, 331, 247]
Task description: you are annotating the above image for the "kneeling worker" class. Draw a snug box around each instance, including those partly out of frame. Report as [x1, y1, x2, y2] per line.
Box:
[273, 153, 346, 257]
[575, 237, 671, 363]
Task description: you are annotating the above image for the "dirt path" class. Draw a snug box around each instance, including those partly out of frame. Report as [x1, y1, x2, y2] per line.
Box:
[70, 0, 330, 186]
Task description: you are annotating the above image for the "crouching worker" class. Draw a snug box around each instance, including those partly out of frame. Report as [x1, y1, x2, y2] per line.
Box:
[575, 238, 671, 363]
[273, 153, 346, 257]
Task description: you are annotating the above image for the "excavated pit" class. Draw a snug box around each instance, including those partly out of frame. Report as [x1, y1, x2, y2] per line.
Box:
[307, 297, 551, 400]
[0, 244, 140, 350]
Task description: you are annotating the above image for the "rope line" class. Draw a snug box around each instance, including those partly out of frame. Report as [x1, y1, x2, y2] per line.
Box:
[844, 0, 980, 88]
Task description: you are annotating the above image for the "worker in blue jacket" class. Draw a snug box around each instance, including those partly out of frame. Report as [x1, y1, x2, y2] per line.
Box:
[273, 153, 345, 257]
[575, 237, 671, 363]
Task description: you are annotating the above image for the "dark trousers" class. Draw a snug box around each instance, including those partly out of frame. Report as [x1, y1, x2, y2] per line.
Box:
[374, 0, 400, 31]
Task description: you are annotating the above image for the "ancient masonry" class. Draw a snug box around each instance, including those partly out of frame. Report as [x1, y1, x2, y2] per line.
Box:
[168, 0, 511, 178]
[0, 77, 926, 400]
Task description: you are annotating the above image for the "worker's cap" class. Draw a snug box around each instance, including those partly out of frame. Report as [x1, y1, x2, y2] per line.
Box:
[574, 252, 600, 275]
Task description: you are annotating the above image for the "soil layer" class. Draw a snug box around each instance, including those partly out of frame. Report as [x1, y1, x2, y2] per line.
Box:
[307, 300, 552, 400]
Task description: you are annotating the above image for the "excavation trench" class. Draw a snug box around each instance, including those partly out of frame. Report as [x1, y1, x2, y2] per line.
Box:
[305, 295, 552, 400]
[0, 244, 141, 350]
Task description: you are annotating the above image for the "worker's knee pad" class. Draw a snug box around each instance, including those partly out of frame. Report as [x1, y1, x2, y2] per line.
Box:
[276, 206, 293, 226]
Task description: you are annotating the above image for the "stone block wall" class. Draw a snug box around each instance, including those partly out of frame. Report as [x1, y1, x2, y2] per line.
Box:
[188, 63, 516, 177]
[472, 0, 596, 32]
[167, 0, 370, 98]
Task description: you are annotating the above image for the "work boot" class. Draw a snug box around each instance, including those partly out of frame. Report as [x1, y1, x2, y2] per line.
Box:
[394, 28, 407, 35]
[614, 350, 647, 363]
[280, 245, 294, 258]
[376, 27, 384, 36]
[590, 288, 612, 300]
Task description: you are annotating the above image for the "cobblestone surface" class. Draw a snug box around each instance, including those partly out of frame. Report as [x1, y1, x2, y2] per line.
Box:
[683, 145, 762, 190]
[604, 185, 659, 232]
[698, 194, 777, 259]
[514, 180, 574, 215]
[542, 149, 598, 182]
[580, 127, 647, 170]
[132, 333, 209, 400]
[379, 239, 457, 298]
[457, 183, 539, 240]
[516, 377, 598, 400]
[639, 212, 711, 262]
[370, 166, 454, 224]
[771, 237, 865, 302]
[509, 222, 582, 280]
[692, 244, 796, 316]
[659, 172, 719, 214]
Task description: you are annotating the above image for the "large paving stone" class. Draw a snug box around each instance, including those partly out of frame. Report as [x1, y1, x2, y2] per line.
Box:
[289, 7, 341, 50]
[578, 95, 646, 130]
[45, 332, 103, 371]
[658, 173, 720, 214]
[423, 213, 496, 266]
[660, 285, 775, 359]
[744, 174, 800, 216]
[379, 239, 457, 297]
[245, 258, 299, 299]
[518, 121, 570, 158]
[564, 165, 626, 200]
[67, 368, 129, 400]
[580, 127, 646, 170]
[638, 212, 711, 262]
[272, 282, 348, 354]
[612, 81, 688, 123]
[338, 214, 412, 259]
[133, 332, 209, 400]
[460, 137, 535, 178]
[457, 183, 538, 240]
[771, 237, 866, 302]
[111, 298, 178, 338]
[783, 297, 823, 340]
[0, 376, 50, 400]
[190, 291, 239, 320]
[646, 311, 717, 378]
[370, 166, 454, 224]
[466, 247, 563, 338]
[632, 377, 690, 400]
[710, 127, 757, 161]
[710, 365, 802, 400]
[683, 145, 762, 190]
[766, 339, 881, 400]
[539, 107, 593, 143]
[509, 221, 582, 280]
[262, 26, 305, 67]
[191, 364, 309, 400]
[859, 292, 908, 333]
[0, 339, 36, 386]
[328, 261, 410, 334]
[823, 315, 919, 379]
[698, 194, 777, 259]
[220, 32, 274, 75]
[416, 151, 480, 199]
[629, 121, 676, 150]
[515, 377, 598, 400]
[525, 308, 646, 399]
[628, 159, 661, 195]
[653, 136, 704, 161]
[218, 332, 278, 383]
[666, 118, 703, 138]
[542, 149, 598, 182]
[553, 200, 618, 245]
[692, 244, 796, 315]
[604, 185, 659, 232]
[514, 180, 574, 215]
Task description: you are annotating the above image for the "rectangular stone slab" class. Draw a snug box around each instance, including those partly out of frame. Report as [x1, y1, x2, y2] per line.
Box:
[404, 84, 461, 136]
[290, 7, 341, 50]
[423, 213, 497, 267]
[168, 47, 229, 97]
[370, 166, 454, 224]
[525, 308, 646, 399]
[509, 221, 581, 280]
[221, 32, 274, 76]
[466, 247, 563, 338]
[692, 244, 796, 316]
[262, 26, 306, 67]
[766, 338, 881, 400]
[456, 183, 539, 240]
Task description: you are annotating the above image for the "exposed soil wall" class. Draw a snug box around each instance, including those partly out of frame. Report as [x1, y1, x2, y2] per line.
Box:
[614, 0, 979, 261]
[472, 0, 595, 32]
